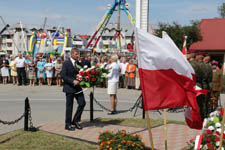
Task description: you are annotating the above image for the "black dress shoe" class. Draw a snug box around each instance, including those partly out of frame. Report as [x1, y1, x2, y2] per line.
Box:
[107, 110, 117, 115]
[65, 125, 75, 131]
[72, 122, 83, 130]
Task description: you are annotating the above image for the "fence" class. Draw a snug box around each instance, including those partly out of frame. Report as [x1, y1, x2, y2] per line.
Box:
[0, 97, 37, 132]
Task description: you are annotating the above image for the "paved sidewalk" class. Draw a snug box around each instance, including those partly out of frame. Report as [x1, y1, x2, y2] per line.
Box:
[40, 122, 201, 150]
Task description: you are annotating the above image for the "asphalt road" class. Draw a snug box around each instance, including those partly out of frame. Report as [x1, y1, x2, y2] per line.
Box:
[1, 84, 224, 134]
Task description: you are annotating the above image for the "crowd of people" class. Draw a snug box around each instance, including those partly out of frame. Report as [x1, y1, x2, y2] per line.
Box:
[0, 52, 140, 90]
[186, 51, 223, 120]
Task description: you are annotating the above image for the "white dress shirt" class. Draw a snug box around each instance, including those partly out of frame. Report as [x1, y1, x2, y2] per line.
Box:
[120, 62, 128, 75]
[14, 57, 26, 68]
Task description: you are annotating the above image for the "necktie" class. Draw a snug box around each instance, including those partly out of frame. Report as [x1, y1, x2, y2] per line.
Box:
[74, 61, 77, 68]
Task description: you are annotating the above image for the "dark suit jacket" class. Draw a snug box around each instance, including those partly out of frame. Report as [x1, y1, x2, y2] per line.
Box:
[81, 60, 91, 68]
[0, 59, 9, 68]
[61, 59, 82, 93]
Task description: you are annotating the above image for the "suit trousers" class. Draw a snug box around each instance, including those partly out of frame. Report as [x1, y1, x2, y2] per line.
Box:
[65, 92, 86, 125]
[17, 67, 26, 85]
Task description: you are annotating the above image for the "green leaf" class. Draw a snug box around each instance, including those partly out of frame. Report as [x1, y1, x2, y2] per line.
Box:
[77, 65, 82, 69]
[213, 116, 219, 123]
[85, 82, 90, 88]
[80, 81, 85, 86]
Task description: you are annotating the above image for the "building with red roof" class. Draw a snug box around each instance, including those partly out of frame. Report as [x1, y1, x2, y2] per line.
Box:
[189, 18, 225, 73]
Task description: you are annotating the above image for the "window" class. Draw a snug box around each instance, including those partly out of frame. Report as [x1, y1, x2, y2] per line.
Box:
[7, 43, 12, 47]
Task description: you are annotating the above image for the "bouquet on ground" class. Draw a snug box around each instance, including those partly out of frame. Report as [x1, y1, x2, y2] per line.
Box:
[76, 64, 109, 88]
[188, 107, 225, 150]
[98, 129, 145, 150]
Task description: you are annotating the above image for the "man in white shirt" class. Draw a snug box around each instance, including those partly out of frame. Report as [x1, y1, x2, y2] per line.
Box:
[14, 52, 27, 86]
[119, 57, 128, 88]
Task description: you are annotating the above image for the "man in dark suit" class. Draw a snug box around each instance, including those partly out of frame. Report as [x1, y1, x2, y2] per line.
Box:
[61, 48, 86, 131]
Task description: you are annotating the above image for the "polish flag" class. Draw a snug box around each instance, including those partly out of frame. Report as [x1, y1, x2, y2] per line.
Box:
[194, 135, 203, 150]
[182, 36, 187, 55]
[136, 28, 203, 129]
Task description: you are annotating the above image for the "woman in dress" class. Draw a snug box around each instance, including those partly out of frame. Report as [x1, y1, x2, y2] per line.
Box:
[37, 57, 46, 86]
[125, 59, 136, 89]
[55, 57, 62, 86]
[45, 58, 54, 86]
[28, 57, 36, 86]
[107, 54, 120, 114]
[9, 56, 18, 85]
[1, 57, 9, 84]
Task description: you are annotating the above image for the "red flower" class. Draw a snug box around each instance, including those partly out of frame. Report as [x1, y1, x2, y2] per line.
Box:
[91, 78, 97, 82]
[220, 111, 224, 116]
[206, 142, 212, 148]
[216, 131, 220, 135]
[206, 129, 212, 134]
[79, 72, 84, 76]
[91, 71, 95, 75]
[86, 72, 91, 78]
[218, 107, 223, 111]
[189, 138, 194, 143]
[214, 137, 220, 142]
[223, 134, 225, 139]
[207, 138, 211, 142]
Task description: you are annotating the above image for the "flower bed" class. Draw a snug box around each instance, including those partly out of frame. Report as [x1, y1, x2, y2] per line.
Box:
[188, 107, 225, 149]
[98, 130, 145, 150]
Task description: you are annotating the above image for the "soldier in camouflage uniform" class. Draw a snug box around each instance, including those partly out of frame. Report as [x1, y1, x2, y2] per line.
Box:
[203, 54, 213, 115]
[195, 52, 206, 120]
[187, 51, 204, 120]
[211, 61, 223, 111]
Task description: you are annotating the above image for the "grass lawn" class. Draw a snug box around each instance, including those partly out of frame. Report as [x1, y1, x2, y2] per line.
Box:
[91, 117, 186, 128]
[0, 130, 97, 150]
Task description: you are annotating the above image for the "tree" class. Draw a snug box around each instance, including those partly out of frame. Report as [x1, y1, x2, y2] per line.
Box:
[155, 20, 202, 50]
[218, 3, 225, 18]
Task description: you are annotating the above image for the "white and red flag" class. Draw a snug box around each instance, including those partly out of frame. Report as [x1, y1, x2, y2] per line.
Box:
[181, 36, 188, 55]
[194, 135, 203, 150]
[135, 28, 203, 129]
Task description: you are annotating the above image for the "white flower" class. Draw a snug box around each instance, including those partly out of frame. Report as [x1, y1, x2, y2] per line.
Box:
[208, 126, 215, 130]
[203, 145, 208, 149]
[210, 110, 220, 117]
[91, 66, 95, 69]
[84, 65, 88, 68]
[216, 128, 221, 133]
[214, 111, 220, 116]
[79, 69, 84, 72]
[210, 112, 215, 117]
[203, 119, 208, 128]
[216, 141, 220, 146]
[216, 123, 221, 128]
[210, 117, 214, 121]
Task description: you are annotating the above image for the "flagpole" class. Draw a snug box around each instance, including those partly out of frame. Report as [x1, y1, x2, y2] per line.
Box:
[145, 111, 154, 150]
[219, 103, 225, 150]
[163, 109, 168, 150]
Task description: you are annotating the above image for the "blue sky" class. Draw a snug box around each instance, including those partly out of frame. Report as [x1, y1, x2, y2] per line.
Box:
[0, 0, 223, 34]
